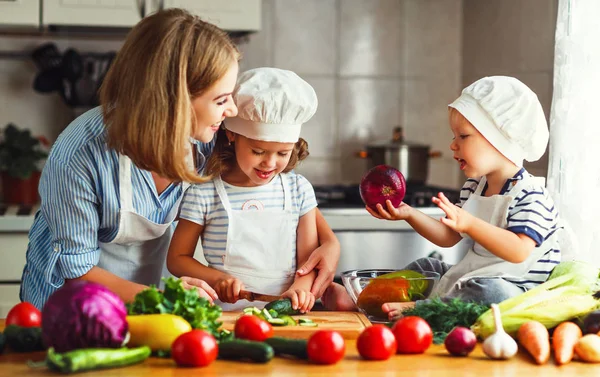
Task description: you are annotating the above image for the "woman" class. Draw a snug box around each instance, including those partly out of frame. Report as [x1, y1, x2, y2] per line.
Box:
[21, 9, 339, 309]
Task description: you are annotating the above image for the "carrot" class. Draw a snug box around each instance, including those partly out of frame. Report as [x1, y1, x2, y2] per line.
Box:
[517, 320, 550, 364]
[552, 321, 582, 365]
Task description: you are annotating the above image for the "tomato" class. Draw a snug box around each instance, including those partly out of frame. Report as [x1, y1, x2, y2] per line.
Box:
[171, 330, 218, 367]
[307, 330, 345, 365]
[6, 302, 42, 328]
[357, 325, 397, 360]
[391, 316, 432, 354]
[234, 314, 273, 341]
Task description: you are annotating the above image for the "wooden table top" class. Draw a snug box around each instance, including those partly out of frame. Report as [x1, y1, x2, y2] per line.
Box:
[3, 318, 600, 376]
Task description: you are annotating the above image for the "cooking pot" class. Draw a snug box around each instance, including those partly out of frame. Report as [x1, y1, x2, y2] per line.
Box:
[357, 127, 442, 185]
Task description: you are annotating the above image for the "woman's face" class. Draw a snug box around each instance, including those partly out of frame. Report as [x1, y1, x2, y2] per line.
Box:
[191, 60, 239, 143]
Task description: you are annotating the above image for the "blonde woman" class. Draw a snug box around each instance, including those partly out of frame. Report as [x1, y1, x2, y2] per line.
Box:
[20, 9, 340, 309]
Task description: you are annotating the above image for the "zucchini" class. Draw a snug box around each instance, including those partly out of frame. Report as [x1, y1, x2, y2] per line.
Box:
[218, 339, 274, 363]
[264, 299, 299, 315]
[265, 337, 308, 359]
[3, 325, 45, 352]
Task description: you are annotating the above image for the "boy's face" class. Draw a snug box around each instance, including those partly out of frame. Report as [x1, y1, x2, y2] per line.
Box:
[227, 132, 295, 186]
[449, 111, 507, 178]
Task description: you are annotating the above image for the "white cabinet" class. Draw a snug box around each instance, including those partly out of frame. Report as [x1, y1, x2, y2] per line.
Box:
[42, 0, 145, 27]
[162, 0, 261, 31]
[0, 0, 40, 27]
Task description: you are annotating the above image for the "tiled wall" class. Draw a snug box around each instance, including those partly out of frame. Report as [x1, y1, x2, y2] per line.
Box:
[462, 0, 558, 178]
[0, 0, 557, 189]
[240, 0, 464, 188]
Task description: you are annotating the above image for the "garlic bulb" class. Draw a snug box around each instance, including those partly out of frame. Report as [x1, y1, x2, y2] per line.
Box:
[482, 303, 518, 360]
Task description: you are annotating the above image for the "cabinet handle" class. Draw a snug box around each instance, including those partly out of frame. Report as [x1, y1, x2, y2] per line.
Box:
[137, 0, 146, 18]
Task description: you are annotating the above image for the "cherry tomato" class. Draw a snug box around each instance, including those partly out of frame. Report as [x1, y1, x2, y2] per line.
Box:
[357, 325, 397, 360]
[234, 314, 273, 341]
[391, 316, 433, 354]
[307, 330, 345, 364]
[6, 302, 42, 328]
[171, 330, 218, 367]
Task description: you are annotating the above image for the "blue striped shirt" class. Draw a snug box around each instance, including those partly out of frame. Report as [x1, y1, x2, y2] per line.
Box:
[456, 168, 562, 288]
[20, 107, 215, 309]
[179, 173, 317, 269]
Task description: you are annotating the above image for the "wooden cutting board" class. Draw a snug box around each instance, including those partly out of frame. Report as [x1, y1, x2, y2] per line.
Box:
[220, 311, 371, 339]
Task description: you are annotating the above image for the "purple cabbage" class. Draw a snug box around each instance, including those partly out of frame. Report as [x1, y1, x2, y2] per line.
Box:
[41, 280, 129, 353]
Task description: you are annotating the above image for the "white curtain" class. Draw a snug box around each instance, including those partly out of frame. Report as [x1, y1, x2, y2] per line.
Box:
[547, 0, 600, 266]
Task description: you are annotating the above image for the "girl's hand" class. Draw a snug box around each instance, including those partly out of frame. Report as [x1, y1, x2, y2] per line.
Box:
[180, 276, 219, 303]
[282, 288, 315, 313]
[214, 276, 244, 303]
[365, 200, 413, 221]
[432, 192, 473, 233]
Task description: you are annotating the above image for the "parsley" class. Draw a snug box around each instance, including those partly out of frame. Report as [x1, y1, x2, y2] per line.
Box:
[126, 277, 225, 340]
[401, 297, 489, 344]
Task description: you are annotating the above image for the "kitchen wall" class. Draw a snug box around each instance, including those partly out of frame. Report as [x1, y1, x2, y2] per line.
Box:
[0, 0, 558, 189]
[462, 0, 558, 178]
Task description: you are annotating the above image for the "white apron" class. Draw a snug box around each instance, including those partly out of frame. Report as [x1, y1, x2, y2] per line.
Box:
[97, 153, 192, 287]
[431, 176, 546, 297]
[212, 174, 296, 311]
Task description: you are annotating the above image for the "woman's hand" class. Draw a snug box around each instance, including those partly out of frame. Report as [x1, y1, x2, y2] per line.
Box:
[432, 192, 474, 233]
[282, 288, 315, 313]
[214, 276, 244, 303]
[180, 276, 219, 303]
[296, 241, 340, 298]
[365, 200, 413, 221]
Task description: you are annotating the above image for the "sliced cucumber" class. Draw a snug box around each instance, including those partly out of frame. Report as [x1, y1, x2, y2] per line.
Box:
[267, 318, 286, 326]
[297, 318, 314, 324]
[298, 322, 318, 327]
[278, 315, 297, 326]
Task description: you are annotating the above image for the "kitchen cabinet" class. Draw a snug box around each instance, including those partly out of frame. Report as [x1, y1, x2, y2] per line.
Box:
[40, 0, 261, 31]
[42, 0, 145, 28]
[162, 0, 261, 31]
[0, 0, 40, 27]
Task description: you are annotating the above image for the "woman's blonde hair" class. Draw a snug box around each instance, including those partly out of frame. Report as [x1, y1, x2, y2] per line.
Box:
[204, 128, 310, 177]
[100, 8, 240, 183]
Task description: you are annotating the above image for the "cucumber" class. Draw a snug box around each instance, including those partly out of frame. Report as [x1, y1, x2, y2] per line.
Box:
[0, 331, 5, 354]
[265, 337, 308, 359]
[264, 299, 300, 315]
[278, 315, 297, 326]
[218, 339, 274, 363]
[3, 325, 45, 352]
[267, 318, 286, 326]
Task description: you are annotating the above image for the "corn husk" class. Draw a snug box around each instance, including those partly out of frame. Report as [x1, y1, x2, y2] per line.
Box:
[471, 272, 600, 339]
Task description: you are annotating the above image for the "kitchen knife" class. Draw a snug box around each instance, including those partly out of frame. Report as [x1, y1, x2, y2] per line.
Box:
[239, 290, 281, 302]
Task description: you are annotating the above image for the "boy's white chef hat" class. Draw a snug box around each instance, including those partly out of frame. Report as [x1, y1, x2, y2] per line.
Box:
[448, 76, 549, 167]
[225, 67, 318, 143]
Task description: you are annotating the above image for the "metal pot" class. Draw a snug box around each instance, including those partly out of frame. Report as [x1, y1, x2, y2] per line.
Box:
[357, 127, 442, 185]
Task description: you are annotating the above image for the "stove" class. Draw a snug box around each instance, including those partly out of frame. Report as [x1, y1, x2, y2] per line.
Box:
[313, 184, 461, 209]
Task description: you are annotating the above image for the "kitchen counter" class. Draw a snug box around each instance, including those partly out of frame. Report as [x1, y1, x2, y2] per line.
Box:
[2, 319, 600, 376]
[321, 207, 444, 231]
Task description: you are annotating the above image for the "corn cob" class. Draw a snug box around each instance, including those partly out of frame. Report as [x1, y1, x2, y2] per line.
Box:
[471, 273, 600, 339]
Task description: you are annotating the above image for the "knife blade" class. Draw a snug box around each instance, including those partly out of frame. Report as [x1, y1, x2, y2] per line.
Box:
[239, 290, 281, 302]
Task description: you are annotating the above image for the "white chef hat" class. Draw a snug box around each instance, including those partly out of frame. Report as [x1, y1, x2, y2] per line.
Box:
[224, 67, 318, 143]
[448, 76, 549, 167]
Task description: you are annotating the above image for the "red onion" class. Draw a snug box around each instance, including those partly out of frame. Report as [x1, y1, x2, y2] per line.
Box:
[359, 165, 406, 211]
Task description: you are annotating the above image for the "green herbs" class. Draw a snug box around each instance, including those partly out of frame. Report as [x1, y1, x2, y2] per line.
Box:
[401, 297, 489, 344]
[126, 277, 224, 339]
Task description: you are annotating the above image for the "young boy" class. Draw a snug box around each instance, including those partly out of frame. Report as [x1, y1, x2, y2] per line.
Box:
[324, 76, 563, 320]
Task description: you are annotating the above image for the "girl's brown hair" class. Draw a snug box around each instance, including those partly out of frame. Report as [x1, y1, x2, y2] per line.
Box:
[100, 8, 240, 183]
[204, 128, 310, 177]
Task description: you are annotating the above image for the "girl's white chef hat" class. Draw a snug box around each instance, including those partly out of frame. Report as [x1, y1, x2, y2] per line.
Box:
[225, 67, 318, 143]
[448, 76, 549, 167]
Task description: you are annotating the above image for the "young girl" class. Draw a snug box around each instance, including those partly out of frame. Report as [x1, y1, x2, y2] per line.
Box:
[325, 76, 563, 320]
[167, 68, 320, 312]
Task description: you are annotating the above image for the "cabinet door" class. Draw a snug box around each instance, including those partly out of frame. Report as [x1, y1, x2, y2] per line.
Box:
[163, 0, 261, 31]
[0, 0, 40, 27]
[42, 0, 145, 27]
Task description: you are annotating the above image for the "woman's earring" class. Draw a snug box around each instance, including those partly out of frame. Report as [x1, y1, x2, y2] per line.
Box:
[227, 140, 232, 146]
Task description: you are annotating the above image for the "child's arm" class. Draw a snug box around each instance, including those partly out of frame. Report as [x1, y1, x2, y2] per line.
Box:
[167, 219, 244, 302]
[434, 193, 536, 262]
[367, 200, 463, 247]
[283, 208, 319, 312]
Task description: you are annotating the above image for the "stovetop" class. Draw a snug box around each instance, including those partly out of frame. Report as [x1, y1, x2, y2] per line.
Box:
[314, 184, 460, 209]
